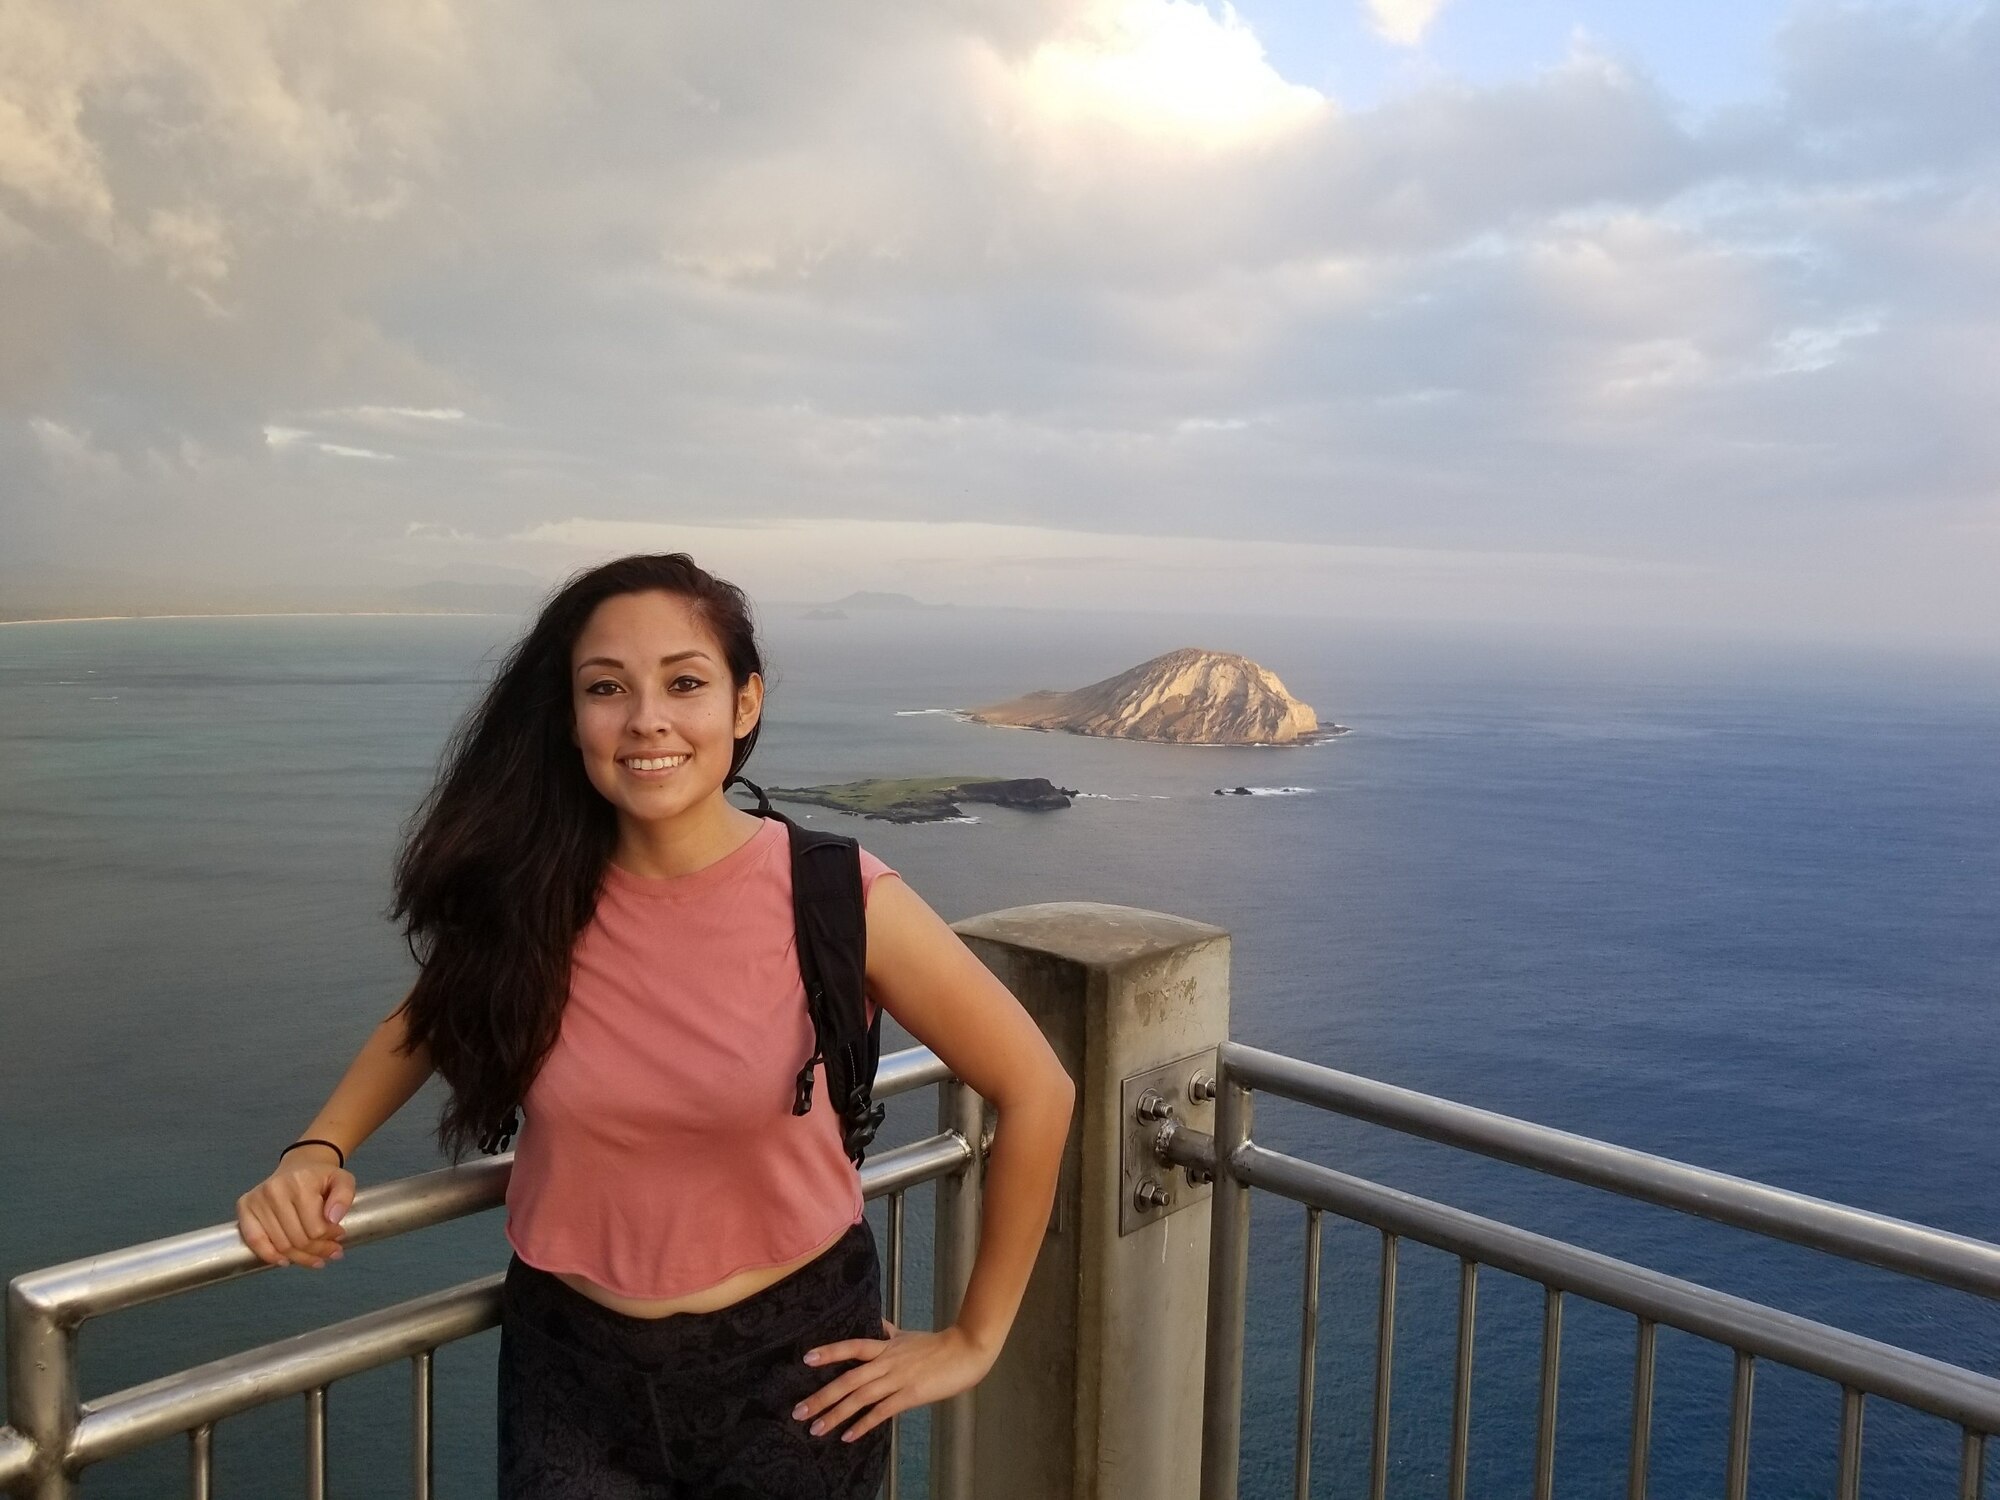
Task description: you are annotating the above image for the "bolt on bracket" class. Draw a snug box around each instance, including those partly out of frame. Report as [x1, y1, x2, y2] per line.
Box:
[1119, 1048, 1218, 1236]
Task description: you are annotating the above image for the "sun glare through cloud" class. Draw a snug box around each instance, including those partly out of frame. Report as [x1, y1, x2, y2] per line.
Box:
[1367, 0, 1452, 47]
[1018, 0, 1329, 147]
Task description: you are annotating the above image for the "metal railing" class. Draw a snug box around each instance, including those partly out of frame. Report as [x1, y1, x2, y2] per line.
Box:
[18, 1024, 1997, 1500]
[1175, 1041, 2000, 1500]
[2, 1044, 976, 1500]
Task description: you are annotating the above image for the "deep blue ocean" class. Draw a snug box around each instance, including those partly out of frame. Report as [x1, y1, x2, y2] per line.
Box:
[2, 607, 1997, 1499]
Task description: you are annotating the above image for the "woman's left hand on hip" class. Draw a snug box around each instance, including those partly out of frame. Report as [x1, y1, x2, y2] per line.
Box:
[793, 1318, 996, 1442]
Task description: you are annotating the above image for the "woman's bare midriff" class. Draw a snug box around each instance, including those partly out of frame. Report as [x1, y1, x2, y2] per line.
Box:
[552, 1219, 852, 1319]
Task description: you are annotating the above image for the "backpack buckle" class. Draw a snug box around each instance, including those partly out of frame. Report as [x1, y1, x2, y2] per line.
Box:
[793, 1061, 817, 1116]
[842, 1100, 887, 1157]
[484, 1106, 520, 1155]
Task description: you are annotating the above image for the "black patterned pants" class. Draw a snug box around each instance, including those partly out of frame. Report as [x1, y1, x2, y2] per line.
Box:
[498, 1216, 893, 1499]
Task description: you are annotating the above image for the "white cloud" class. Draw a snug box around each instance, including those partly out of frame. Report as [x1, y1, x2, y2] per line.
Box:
[4, 1, 1999, 646]
[1017, 0, 1328, 148]
[333, 405, 471, 424]
[477, 513, 1692, 626]
[1367, 0, 1450, 48]
[1765, 314, 1884, 375]
[28, 416, 121, 482]
[262, 424, 395, 459]
[404, 519, 477, 541]
[1173, 414, 1258, 434]
[508, 513, 1671, 575]
[145, 207, 233, 291]
[313, 441, 397, 461]
[0, 0, 506, 256]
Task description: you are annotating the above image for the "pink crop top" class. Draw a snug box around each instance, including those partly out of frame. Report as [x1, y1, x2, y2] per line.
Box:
[503, 815, 899, 1298]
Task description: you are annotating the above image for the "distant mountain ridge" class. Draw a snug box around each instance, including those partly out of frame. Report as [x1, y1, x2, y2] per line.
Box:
[799, 590, 952, 620]
[967, 647, 1340, 747]
[0, 566, 546, 622]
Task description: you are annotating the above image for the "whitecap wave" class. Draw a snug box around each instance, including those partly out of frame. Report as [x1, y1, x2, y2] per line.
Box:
[1213, 786, 1315, 797]
[894, 708, 969, 718]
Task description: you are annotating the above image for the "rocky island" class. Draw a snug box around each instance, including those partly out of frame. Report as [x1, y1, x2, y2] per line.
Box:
[967, 648, 1344, 747]
[799, 591, 949, 621]
[770, 776, 1076, 824]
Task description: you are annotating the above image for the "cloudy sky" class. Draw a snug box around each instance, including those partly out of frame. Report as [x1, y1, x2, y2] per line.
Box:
[3, 0, 1997, 644]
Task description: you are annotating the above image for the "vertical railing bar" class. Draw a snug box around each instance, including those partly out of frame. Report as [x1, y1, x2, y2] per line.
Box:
[1293, 1205, 1324, 1500]
[932, 1074, 984, 1500]
[1533, 1287, 1563, 1500]
[1368, 1231, 1399, 1500]
[411, 1349, 434, 1500]
[1836, 1387, 1864, 1500]
[1200, 1069, 1255, 1500]
[1726, 1352, 1755, 1500]
[886, 1189, 906, 1500]
[1629, 1318, 1656, 1500]
[187, 1422, 213, 1500]
[1448, 1259, 1478, 1500]
[304, 1384, 328, 1500]
[1962, 1429, 1988, 1500]
[10, 1294, 79, 1500]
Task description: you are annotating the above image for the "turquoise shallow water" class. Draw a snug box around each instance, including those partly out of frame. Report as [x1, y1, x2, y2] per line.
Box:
[2, 609, 1998, 1498]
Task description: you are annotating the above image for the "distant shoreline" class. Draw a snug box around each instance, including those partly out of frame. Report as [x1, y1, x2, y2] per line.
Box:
[0, 610, 516, 627]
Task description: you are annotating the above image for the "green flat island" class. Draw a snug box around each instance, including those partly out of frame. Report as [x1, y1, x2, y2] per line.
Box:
[769, 776, 1075, 824]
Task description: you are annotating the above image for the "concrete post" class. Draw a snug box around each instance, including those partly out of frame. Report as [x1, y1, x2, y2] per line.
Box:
[942, 902, 1230, 1500]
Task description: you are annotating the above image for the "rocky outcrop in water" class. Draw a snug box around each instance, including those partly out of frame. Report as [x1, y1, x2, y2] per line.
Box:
[770, 777, 1075, 824]
[968, 648, 1338, 747]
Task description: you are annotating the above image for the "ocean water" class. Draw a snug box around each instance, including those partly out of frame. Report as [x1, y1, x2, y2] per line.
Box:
[2, 607, 1998, 1499]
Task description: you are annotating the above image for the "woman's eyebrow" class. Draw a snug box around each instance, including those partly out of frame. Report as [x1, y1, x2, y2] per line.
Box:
[575, 650, 713, 673]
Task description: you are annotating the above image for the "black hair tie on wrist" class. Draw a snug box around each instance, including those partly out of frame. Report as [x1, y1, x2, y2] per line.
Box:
[280, 1138, 346, 1170]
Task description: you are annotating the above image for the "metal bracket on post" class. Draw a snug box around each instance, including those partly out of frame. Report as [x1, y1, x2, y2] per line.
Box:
[1119, 1048, 1218, 1235]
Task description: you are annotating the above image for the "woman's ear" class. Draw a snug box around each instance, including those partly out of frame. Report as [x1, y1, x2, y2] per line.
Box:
[734, 671, 765, 737]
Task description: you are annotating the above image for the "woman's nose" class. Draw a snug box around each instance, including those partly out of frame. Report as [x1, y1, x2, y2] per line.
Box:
[628, 688, 680, 737]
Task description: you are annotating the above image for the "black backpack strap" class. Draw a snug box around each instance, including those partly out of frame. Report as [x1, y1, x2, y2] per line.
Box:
[730, 775, 886, 1167]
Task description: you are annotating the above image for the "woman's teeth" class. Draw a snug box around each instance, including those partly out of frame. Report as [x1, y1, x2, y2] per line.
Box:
[625, 755, 688, 771]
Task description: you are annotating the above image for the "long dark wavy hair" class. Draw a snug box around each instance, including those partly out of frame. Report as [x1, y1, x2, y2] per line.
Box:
[390, 553, 765, 1162]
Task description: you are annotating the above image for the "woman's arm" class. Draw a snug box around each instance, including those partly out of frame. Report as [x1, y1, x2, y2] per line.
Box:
[294, 998, 438, 1161]
[864, 876, 1074, 1354]
[235, 998, 437, 1269]
[793, 874, 1075, 1441]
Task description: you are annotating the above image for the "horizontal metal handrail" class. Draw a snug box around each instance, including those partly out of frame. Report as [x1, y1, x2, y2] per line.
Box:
[70, 1278, 500, 1468]
[1226, 1041, 2000, 1299]
[1198, 1043, 2000, 1500]
[1232, 1139, 2000, 1433]
[0, 1433, 28, 1490]
[10, 1158, 509, 1327]
[56, 1128, 975, 1471]
[874, 1046, 955, 1098]
[4, 1044, 960, 1497]
[12, 1044, 951, 1326]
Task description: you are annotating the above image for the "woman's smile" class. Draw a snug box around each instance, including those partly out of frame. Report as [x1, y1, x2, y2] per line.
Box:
[620, 752, 690, 776]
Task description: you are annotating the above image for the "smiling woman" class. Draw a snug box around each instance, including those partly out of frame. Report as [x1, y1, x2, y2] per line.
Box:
[231, 551, 1075, 1499]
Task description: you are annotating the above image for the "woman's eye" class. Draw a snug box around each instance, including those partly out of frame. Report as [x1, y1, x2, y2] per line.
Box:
[584, 680, 700, 696]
